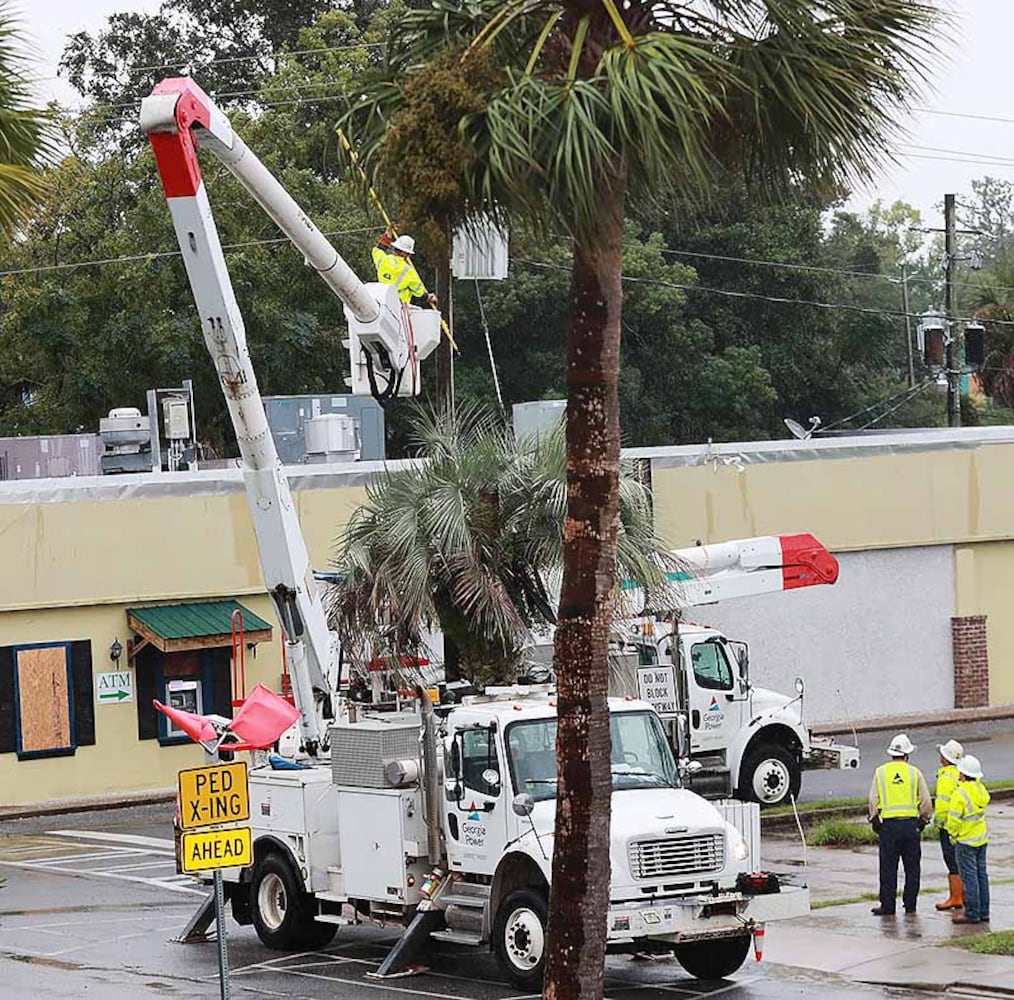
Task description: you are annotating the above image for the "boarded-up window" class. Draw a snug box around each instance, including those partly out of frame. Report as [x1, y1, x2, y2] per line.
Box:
[14, 644, 74, 759]
[0, 641, 94, 758]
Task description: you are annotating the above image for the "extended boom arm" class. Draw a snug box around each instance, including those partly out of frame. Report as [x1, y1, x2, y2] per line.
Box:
[140, 77, 387, 752]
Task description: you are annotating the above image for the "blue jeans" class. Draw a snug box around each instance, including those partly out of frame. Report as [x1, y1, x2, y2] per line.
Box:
[955, 842, 990, 921]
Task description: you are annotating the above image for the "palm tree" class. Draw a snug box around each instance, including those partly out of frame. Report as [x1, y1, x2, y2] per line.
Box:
[0, 6, 52, 233]
[343, 4, 939, 995]
[329, 404, 669, 687]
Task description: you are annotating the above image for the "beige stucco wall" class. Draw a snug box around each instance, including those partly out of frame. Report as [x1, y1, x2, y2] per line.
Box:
[651, 439, 1014, 711]
[0, 596, 284, 806]
[5, 432, 1014, 806]
[0, 475, 366, 807]
[650, 443, 1014, 553]
[953, 541, 1014, 706]
[0, 481, 367, 613]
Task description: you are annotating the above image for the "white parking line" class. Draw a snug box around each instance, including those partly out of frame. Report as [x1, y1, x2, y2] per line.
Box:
[23, 849, 148, 866]
[0, 859, 205, 896]
[101, 859, 178, 873]
[46, 829, 176, 851]
[259, 966, 534, 1000]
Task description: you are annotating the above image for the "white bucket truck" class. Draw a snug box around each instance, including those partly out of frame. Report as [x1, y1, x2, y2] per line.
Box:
[142, 77, 808, 986]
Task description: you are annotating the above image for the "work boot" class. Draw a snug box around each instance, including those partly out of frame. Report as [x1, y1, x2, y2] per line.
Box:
[952, 914, 980, 924]
[871, 906, 896, 916]
[936, 874, 964, 911]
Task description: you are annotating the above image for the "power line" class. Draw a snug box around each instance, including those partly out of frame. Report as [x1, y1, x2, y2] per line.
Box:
[856, 380, 934, 430]
[512, 257, 1014, 327]
[913, 107, 1014, 127]
[0, 227, 378, 278]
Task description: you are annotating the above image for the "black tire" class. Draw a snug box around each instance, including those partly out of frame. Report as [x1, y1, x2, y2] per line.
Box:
[738, 742, 801, 807]
[674, 934, 751, 980]
[250, 853, 337, 950]
[493, 889, 548, 989]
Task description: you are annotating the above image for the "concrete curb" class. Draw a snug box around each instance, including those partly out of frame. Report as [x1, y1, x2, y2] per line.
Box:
[813, 704, 1014, 737]
[0, 787, 174, 821]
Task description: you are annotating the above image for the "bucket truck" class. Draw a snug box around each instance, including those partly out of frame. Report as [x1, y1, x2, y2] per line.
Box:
[609, 533, 861, 807]
[143, 76, 809, 986]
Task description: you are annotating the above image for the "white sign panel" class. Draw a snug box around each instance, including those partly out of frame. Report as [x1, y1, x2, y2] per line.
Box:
[97, 670, 133, 705]
[636, 665, 678, 715]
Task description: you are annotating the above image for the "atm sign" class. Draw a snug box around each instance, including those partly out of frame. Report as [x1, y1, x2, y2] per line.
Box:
[178, 761, 250, 830]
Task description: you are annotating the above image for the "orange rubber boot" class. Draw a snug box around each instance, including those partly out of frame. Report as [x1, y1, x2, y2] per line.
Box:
[936, 873, 964, 911]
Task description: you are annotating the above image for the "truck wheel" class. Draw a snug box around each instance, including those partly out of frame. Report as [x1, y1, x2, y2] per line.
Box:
[250, 853, 336, 950]
[494, 889, 548, 989]
[674, 934, 751, 980]
[739, 743, 801, 807]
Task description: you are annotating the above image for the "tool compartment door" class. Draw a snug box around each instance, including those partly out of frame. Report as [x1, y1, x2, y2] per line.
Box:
[338, 789, 407, 901]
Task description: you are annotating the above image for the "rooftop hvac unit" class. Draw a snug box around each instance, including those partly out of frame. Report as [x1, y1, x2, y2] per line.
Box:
[99, 407, 150, 453]
[303, 413, 358, 464]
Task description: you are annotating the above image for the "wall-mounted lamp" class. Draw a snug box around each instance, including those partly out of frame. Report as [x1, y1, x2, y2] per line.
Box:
[110, 637, 124, 664]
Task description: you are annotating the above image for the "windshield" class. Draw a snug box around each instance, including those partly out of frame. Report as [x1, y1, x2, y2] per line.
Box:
[506, 711, 681, 802]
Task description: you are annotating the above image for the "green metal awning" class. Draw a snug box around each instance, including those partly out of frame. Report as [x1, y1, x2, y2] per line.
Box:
[127, 600, 273, 653]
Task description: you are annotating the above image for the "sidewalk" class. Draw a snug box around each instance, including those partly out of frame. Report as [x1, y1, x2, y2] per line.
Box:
[813, 703, 1014, 737]
[762, 800, 1014, 993]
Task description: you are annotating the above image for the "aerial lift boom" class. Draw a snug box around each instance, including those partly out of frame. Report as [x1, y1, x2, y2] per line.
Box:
[140, 77, 438, 752]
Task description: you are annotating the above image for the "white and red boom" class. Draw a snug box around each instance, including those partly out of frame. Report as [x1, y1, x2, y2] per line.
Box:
[140, 78, 440, 752]
[667, 532, 839, 607]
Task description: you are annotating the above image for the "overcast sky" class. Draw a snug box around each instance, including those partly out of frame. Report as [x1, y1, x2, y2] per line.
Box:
[20, 0, 1014, 223]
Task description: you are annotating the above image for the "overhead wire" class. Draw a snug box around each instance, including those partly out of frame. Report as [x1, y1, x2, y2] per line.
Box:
[511, 257, 1014, 327]
[0, 227, 380, 278]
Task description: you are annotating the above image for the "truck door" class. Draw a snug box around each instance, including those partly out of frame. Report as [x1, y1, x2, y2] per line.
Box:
[444, 726, 509, 877]
[685, 637, 740, 755]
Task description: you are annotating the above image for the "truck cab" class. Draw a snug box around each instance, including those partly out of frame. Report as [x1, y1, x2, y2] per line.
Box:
[613, 620, 860, 806]
[232, 692, 808, 988]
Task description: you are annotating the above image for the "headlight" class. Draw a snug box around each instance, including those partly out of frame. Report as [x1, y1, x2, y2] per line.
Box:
[730, 834, 750, 862]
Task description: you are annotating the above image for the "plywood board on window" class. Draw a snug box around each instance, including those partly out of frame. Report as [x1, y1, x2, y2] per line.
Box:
[17, 645, 71, 754]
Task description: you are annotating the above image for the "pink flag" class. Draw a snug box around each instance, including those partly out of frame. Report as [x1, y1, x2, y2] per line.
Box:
[228, 683, 301, 749]
[153, 700, 218, 744]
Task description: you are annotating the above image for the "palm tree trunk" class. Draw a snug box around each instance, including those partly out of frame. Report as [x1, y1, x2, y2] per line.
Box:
[545, 173, 625, 1000]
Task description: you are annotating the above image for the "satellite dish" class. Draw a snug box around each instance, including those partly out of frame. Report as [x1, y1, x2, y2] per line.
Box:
[783, 416, 822, 440]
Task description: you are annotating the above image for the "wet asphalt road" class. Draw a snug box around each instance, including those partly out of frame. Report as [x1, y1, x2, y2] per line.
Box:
[0, 812, 961, 999]
[798, 719, 1014, 803]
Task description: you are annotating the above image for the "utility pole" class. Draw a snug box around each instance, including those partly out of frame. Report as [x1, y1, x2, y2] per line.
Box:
[945, 193, 961, 428]
[901, 264, 915, 388]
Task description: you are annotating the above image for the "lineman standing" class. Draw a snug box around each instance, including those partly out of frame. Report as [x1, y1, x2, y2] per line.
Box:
[934, 738, 965, 911]
[868, 733, 933, 916]
[947, 754, 991, 925]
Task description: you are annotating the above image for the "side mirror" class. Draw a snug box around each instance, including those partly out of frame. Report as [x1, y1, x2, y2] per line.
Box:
[512, 792, 535, 817]
[794, 676, 805, 696]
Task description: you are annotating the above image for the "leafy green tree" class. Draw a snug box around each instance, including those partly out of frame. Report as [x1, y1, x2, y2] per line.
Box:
[0, 6, 52, 234]
[344, 3, 939, 994]
[329, 404, 670, 686]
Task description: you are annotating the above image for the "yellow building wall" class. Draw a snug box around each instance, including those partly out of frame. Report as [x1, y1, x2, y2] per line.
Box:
[953, 541, 1014, 706]
[0, 596, 285, 806]
[651, 444, 1014, 552]
[0, 479, 365, 807]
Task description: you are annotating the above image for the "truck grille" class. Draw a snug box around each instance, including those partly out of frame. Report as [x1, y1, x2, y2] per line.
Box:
[628, 833, 725, 880]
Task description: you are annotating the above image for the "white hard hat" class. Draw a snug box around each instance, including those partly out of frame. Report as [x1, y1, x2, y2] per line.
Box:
[888, 732, 916, 757]
[958, 754, 984, 780]
[391, 235, 416, 255]
[938, 739, 964, 765]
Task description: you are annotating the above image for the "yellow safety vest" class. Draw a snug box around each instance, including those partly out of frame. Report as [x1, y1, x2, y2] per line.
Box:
[875, 761, 919, 819]
[372, 247, 426, 304]
[934, 764, 960, 825]
[946, 781, 990, 847]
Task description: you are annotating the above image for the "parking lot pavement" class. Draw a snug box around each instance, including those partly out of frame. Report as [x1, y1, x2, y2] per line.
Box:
[0, 827, 958, 1000]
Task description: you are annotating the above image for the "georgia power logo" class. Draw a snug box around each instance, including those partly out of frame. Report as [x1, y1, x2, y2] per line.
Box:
[703, 695, 725, 730]
[462, 802, 488, 848]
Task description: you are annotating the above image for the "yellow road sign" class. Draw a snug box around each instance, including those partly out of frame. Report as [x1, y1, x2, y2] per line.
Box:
[180, 827, 252, 873]
[178, 761, 250, 830]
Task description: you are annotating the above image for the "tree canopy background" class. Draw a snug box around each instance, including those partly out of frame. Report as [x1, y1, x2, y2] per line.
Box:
[2, 0, 1007, 454]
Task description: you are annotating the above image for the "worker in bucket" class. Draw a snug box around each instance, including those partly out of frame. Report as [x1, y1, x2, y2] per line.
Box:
[372, 228, 438, 308]
[933, 738, 965, 912]
[867, 732, 932, 916]
[946, 754, 991, 924]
